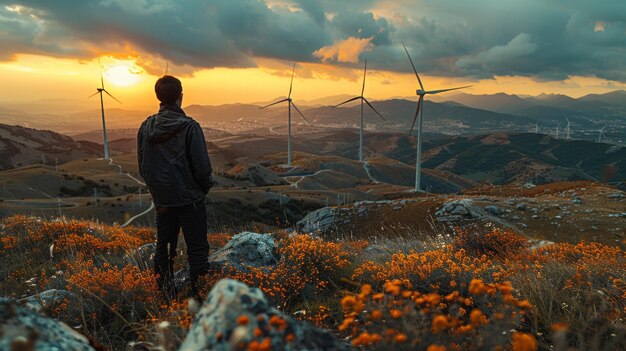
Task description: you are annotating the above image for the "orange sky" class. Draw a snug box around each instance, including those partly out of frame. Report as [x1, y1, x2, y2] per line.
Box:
[1, 54, 625, 110]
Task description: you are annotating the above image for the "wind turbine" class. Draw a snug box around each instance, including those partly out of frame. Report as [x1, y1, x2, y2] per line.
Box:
[259, 64, 309, 167]
[555, 123, 560, 139]
[333, 60, 386, 162]
[402, 43, 471, 192]
[565, 117, 571, 139]
[534, 122, 539, 134]
[88, 59, 121, 160]
[165, 61, 169, 75]
[597, 126, 607, 142]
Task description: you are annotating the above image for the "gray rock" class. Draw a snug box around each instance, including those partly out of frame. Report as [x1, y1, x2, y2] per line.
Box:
[297, 207, 350, 234]
[484, 205, 504, 216]
[607, 193, 625, 199]
[515, 203, 527, 211]
[209, 232, 278, 270]
[0, 299, 95, 351]
[529, 239, 555, 250]
[178, 279, 352, 351]
[19, 290, 75, 313]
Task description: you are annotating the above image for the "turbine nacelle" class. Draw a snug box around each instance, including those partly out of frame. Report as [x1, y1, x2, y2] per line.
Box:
[416, 89, 426, 96]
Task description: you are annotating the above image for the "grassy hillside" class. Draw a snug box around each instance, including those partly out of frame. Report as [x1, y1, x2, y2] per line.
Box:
[0, 216, 624, 350]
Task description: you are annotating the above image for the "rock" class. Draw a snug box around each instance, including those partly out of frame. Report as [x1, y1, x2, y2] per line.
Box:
[484, 205, 504, 216]
[515, 203, 527, 211]
[209, 232, 278, 271]
[608, 213, 626, 218]
[123, 243, 156, 270]
[572, 198, 582, 204]
[529, 239, 554, 250]
[19, 290, 75, 313]
[178, 279, 352, 351]
[297, 207, 350, 235]
[0, 298, 95, 350]
[435, 199, 473, 222]
[607, 193, 624, 199]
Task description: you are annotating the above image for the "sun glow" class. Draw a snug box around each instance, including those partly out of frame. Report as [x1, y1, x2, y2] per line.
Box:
[103, 60, 144, 87]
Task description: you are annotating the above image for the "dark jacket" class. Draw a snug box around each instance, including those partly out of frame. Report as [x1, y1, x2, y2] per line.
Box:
[137, 104, 214, 207]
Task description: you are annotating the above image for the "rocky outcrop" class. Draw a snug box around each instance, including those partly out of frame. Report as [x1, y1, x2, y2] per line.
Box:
[20, 289, 75, 313]
[179, 279, 352, 351]
[209, 232, 278, 270]
[0, 298, 95, 351]
[176, 232, 278, 290]
[435, 199, 481, 223]
[296, 207, 351, 235]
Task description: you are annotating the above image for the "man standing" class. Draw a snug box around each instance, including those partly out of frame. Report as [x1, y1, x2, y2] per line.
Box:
[137, 75, 213, 301]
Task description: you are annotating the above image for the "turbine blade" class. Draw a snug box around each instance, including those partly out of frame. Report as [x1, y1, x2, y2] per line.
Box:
[259, 98, 289, 109]
[98, 58, 105, 90]
[361, 59, 367, 96]
[103, 89, 122, 104]
[88, 91, 100, 99]
[402, 42, 424, 90]
[426, 86, 472, 95]
[363, 98, 386, 121]
[409, 97, 422, 135]
[291, 102, 310, 124]
[165, 61, 169, 75]
[332, 96, 361, 108]
[288, 63, 295, 98]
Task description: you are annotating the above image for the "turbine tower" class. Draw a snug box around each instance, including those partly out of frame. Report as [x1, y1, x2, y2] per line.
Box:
[402, 43, 470, 192]
[598, 125, 607, 142]
[555, 123, 560, 139]
[565, 117, 571, 139]
[259, 64, 309, 167]
[534, 122, 539, 134]
[333, 60, 386, 162]
[88, 59, 121, 160]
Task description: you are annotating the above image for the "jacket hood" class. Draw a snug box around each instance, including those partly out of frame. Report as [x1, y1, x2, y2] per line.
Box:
[145, 108, 193, 144]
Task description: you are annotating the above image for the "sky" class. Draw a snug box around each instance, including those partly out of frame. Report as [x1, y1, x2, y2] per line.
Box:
[0, 0, 625, 108]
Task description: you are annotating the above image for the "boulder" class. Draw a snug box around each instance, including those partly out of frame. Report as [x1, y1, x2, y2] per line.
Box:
[529, 239, 555, 250]
[484, 205, 504, 216]
[209, 232, 278, 271]
[296, 207, 350, 235]
[434, 199, 478, 223]
[178, 279, 352, 351]
[0, 298, 95, 351]
[20, 289, 75, 313]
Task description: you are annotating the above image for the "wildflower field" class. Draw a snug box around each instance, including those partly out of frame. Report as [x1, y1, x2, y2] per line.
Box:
[0, 215, 625, 350]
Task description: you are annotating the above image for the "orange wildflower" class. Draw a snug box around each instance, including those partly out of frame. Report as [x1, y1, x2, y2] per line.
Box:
[469, 309, 488, 327]
[394, 333, 408, 343]
[512, 332, 538, 351]
[237, 315, 250, 326]
[432, 315, 448, 334]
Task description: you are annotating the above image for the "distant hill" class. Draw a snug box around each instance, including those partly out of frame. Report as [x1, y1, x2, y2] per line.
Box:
[419, 132, 626, 185]
[580, 90, 626, 108]
[0, 123, 102, 171]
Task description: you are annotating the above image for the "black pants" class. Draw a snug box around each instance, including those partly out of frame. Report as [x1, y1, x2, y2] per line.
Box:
[154, 200, 209, 300]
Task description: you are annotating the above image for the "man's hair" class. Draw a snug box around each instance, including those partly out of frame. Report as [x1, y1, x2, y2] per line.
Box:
[155, 75, 182, 104]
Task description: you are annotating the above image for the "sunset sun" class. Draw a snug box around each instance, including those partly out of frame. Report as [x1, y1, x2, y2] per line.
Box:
[103, 60, 143, 87]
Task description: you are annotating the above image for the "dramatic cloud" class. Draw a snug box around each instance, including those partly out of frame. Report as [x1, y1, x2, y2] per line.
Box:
[0, 0, 624, 82]
[314, 37, 373, 63]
